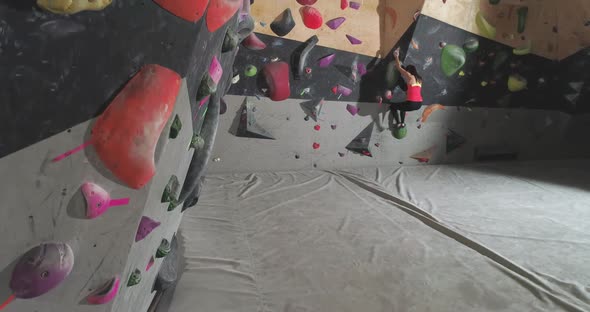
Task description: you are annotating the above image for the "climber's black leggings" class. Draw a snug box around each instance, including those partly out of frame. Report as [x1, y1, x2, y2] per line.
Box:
[390, 101, 422, 124]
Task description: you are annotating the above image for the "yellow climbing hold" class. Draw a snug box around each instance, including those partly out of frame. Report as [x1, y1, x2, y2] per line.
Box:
[459, 71, 465, 77]
[513, 41, 532, 55]
[37, 0, 112, 14]
[481, 81, 488, 87]
[475, 11, 497, 39]
[507, 74, 527, 92]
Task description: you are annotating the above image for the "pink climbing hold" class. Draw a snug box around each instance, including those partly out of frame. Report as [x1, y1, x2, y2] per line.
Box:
[385, 90, 393, 99]
[146, 256, 155, 271]
[313, 142, 320, 149]
[242, 33, 267, 50]
[333, 85, 352, 96]
[300, 6, 323, 29]
[297, 0, 317, 5]
[357, 63, 367, 77]
[314, 125, 321, 131]
[199, 56, 224, 107]
[82, 182, 129, 219]
[86, 276, 120, 305]
[135, 216, 160, 242]
[349, 1, 361, 9]
[326, 17, 346, 30]
[346, 34, 362, 45]
[318, 53, 336, 68]
[346, 104, 358, 115]
[341, 0, 348, 10]
[263, 61, 291, 101]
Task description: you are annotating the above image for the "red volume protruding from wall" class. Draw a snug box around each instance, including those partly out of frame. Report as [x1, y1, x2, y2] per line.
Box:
[263, 61, 290, 101]
[92, 64, 181, 189]
[206, 0, 242, 32]
[301, 6, 323, 29]
[153, 0, 209, 23]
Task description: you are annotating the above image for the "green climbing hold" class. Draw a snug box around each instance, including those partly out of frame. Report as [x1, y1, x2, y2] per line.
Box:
[385, 61, 400, 89]
[393, 126, 407, 140]
[222, 28, 239, 53]
[161, 176, 179, 203]
[463, 38, 479, 53]
[245, 65, 258, 77]
[517, 7, 528, 33]
[197, 75, 217, 101]
[508, 74, 527, 92]
[513, 41, 531, 55]
[127, 269, 141, 287]
[169, 115, 182, 139]
[492, 50, 509, 70]
[156, 239, 171, 258]
[441, 44, 466, 76]
[475, 11, 496, 39]
[190, 133, 204, 150]
[167, 198, 179, 211]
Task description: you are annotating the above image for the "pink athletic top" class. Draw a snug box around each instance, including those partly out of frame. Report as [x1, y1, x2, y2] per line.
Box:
[407, 84, 423, 102]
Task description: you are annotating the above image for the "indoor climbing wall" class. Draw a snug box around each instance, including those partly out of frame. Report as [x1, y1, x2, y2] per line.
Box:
[0, 0, 242, 311]
[250, 0, 424, 57]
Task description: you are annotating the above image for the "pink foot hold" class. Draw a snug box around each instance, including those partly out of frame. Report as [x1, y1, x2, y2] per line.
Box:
[82, 182, 130, 219]
[297, 0, 317, 4]
[341, 0, 348, 10]
[135, 216, 161, 242]
[242, 33, 267, 50]
[346, 104, 358, 116]
[318, 53, 336, 67]
[313, 142, 320, 149]
[86, 276, 121, 305]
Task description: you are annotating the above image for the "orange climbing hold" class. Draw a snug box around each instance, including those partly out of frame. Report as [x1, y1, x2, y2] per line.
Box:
[92, 64, 181, 189]
[153, 0, 209, 23]
[421, 104, 445, 123]
[206, 0, 241, 32]
[301, 6, 323, 29]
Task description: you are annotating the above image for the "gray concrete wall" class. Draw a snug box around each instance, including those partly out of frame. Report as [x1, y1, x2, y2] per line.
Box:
[0, 80, 194, 312]
[207, 95, 588, 174]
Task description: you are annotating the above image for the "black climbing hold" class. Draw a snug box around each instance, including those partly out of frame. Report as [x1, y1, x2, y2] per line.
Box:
[270, 8, 296, 37]
[197, 75, 217, 101]
[169, 115, 182, 139]
[300, 98, 324, 122]
[237, 15, 255, 41]
[446, 129, 467, 154]
[295, 154, 300, 159]
[304, 116, 310, 121]
[293, 35, 319, 80]
[345, 123, 375, 157]
[220, 98, 228, 115]
[154, 236, 178, 292]
[236, 97, 276, 140]
[222, 28, 239, 53]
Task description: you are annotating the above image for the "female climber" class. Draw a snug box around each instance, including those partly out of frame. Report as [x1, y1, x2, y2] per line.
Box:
[390, 48, 423, 138]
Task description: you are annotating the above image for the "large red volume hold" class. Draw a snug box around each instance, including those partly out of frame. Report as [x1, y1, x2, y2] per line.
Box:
[300, 6, 323, 29]
[206, 0, 242, 32]
[263, 62, 290, 101]
[153, 0, 209, 23]
[92, 64, 181, 189]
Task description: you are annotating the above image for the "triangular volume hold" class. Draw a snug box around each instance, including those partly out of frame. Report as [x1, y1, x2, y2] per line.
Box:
[236, 98, 275, 140]
[345, 123, 374, 157]
[153, 0, 209, 23]
[300, 98, 324, 122]
[446, 129, 466, 154]
[411, 146, 436, 163]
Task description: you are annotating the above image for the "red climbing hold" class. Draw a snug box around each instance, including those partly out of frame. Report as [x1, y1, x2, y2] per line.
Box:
[92, 64, 180, 189]
[314, 125, 321, 131]
[300, 6, 323, 29]
[263, 61, 290, 101]
[242, 33, 267, 50]
[296, 0, 317, 5]
[153, 0, 209, 23]
[206, 0, 241, 33]
[313, 142, 320, 149]
[341, 0, 348, 10]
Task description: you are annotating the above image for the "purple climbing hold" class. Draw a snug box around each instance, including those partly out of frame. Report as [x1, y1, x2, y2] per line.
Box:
[346, 104, 359, 115]
[135, 216, 160, 242]
[326, 17, 346, 30]
[357, 63, 367, 77]
[346, 34, 362, 45]
[331, 124, 337, 130]
[318, 53, 336, 68]
[10, 242, 74, 299]
[335, 85, 352, 96]
[349, 1, 361, 9]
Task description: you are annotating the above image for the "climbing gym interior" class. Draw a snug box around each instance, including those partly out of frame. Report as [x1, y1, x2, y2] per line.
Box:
[0, 0, 589, 311]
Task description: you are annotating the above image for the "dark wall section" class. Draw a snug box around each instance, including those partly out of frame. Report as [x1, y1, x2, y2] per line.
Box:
[0, 1, 235, 158]
[229, 22, 417, 103]
[555, 47, 590, 114]
[404, 15, 561, 111]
